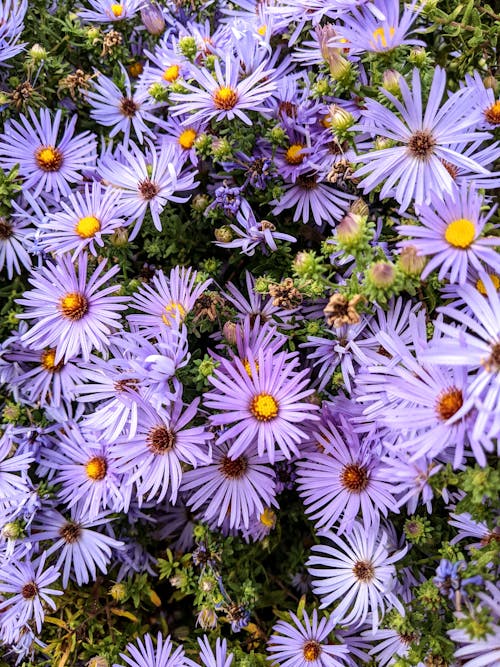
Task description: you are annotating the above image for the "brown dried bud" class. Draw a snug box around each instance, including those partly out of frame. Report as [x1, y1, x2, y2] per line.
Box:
[324, 293, 364, 327]
[268, 278, 302, 308]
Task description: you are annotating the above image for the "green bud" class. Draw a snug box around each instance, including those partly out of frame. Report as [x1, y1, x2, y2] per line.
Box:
[29, 43, 47, 62]
[194, 133, 212, 157]
[268, 125, 287, 146]
[212, 137, 232, 161]
[292, 250, 324, 280]
[382, 69, 402, 95]
[148, 82, 170, 102]
[404, 516, 432, 544]
[110, 226, 128, 248]
[1, 521, 25, 540]
[178, 36, 197, 60]
[192, 193, 210, 212]
[214, 226, 233, 243]
[367, 260, 397, 288]
[408, 47, 427, 67]
[196, 355, 218, 379]
[398, 245, 427, 277]
[109, 583, 127, 602]
[326, 104, 355, 132]
[2, 403, 21, 423]
[86, 27, 100, 41]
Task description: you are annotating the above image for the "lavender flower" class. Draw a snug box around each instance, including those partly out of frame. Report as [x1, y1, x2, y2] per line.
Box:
[114, 632, 186, 667]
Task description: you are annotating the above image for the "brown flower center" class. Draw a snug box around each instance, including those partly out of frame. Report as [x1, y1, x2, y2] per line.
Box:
[219, 455, 248, 479]
[35, 145, 64, 171]
[352, 559, 374, 582]
[296, 174, 318, 190]
[407, 130, 436, 160]
[484, 342, 500, 373]
[60, 522, 82, 543]
[138, 178, 160, 201]
[485, 100, 500, 125]
[303, 640, 322, 661]
[59, 292, 89, 320]
[119, 97, 139, 117]
[114, 378, 139, 392]
[213, 86, 238, 110]
[340, 463, 369, 492]
[440, 159, 458, 180]
[436, 387, 463, 421]
[146, 425, 176, 454]
[21, 582, 39, 599]
[0, 217, 13, 239]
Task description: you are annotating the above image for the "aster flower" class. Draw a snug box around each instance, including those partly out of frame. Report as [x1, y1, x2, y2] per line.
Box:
[128, 266, 212, 336]
[268, 609, 349, 667]
[423, 273, 500, 446]
[114, 632, 186, 667]
[78, 0, 144, 23]
[449, 512, 500, 550]
[30, 508, 124, 588]
[464, 71, 500, 129]
[98, 140, 196, 238]
[39, 422, 130, 519]
[0, 108, 97, 201]
[17, 252, 128, 364]
[0, 210, 33, 279]
[307, 521, 407, 631]
[362, 627, 415, 666]
[181, 442, 277, 530]
[296, 417, 398, 534]
[398, 183, 500, 285]
[380, 450, 441, 514]
[271, 172, 353, 227]
[0, 553, 62, 633]
[170, 52, 277, 126]
[328, 0, 423, 54]
[186, 636, 233, 667]
[86, 65, 159, 145]
[204, 348, 319, 463]
[109, 397, 212, 504]
[353, 67, 491, 211]
[38, 183, 125, 259]
[0, 0, 27, 63]
[0, 428, 34, 503]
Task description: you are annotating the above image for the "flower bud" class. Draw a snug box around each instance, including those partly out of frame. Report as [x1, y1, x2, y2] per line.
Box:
[191, 193, 210, 212]
[337, 212, 364, 244]
[178, 36, 197, 60]
[398, 245, 426, 276]
[408, 47, 427, 66]
[326, 104, 354, 132]
[110, 226, 128, 248]
[382, 69, 401, 95]
[222, 321, 238, 345]
[128, 61, 143, 78]
[483, 76, 498, 93]
[1, 521, 24, 540]
[196, 607, 218, 630]
[87, 657, 109, 667]
[29, 44, 47, 62]
[367, 260, 397, 288]
[140, 2, 166, 35]
[327, 51, 351, 81]
[214, 226, 233, 243]
[109, 583, 127, 601]
[349, 198, 369, 217]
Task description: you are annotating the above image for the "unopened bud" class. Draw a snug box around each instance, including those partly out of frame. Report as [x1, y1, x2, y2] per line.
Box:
[196, 607, 218, 630]
[337, 212, 364, 243]
[409, 47, 427, 66]
[110, 227, 128, 247]
[483, 76, 498, 93]
[328, 51, 351, 81]
[1, 521, 24, 540]
[140, 2, 166, 35]
[109, 583, 127, 601]
[222, 321, 238, 345]
[87, 658, 109, 667]
[367, 260, 397, 288]
[192, 193, 210, 212]
[327, 104, 354, 132]
[29, 44, 47, 62]
[349, 198, 369, 217]
[398, 245, 426, 276]
[214, 226, 233, 243]
[382, 69, 402, 95]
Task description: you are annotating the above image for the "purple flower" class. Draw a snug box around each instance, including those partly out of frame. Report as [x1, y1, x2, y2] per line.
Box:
[98, 140, 197, 238]
[353, 67, 491, 211]
[86, 65, 160, 145]
[170, 52, 277, 126]
[328, 0, 424, 54]
[296, 417, 398, 534]
[268, 609, 349, 667]
[128, 265, 212, 336]
[307, 521, 407, 631]
[434, 559, 482, 603]
[17, 252, 128, 364]
[0, 0, 27, 63]
[114, 633, 186, 667]
[204, 348, 319, 463]
[398, 183, 500, 284]
[423, 273, 500, 449]
[78, 0, 144, 23]
[0, 208, 33, 279]
[185, 636, 233, 667]
[0, 109, 97, 201]
[181, 442, 277, 530]
[30, 508, 124, 588]
[0, 552, 62, 634]
[38, 183, 125, 259]
[109, 397, 213, 504]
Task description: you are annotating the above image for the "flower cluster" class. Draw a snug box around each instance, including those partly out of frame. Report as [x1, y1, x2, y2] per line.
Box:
[0, 0, 499, 665]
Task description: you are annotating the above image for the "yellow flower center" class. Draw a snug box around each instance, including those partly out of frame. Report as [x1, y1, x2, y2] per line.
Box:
[59, 292, 89, 320]
[213, 86, 238, 110]
[75, 215, 101, 239]
[163, 64, 180, 82]
[85, 456, 107, 481]
[161, 301, 186, 325]
[41, 348, 64, 373]
[436, 387, 463, 421]
[257, 24, 267, 36]
[128, 61, 143, 77]
[35, 145, 63, 172]
[178, 128, 197, 149]
[111, 3, 123, 16]
[242, 358, 259, 378]
[285, 143, 305, 165]
[444, 218, 476, 248]
[371, 25, 396, 48]
[476, 274, 500, 295]
[260, 508, 276, 527]
[250, 393, 278, 421]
